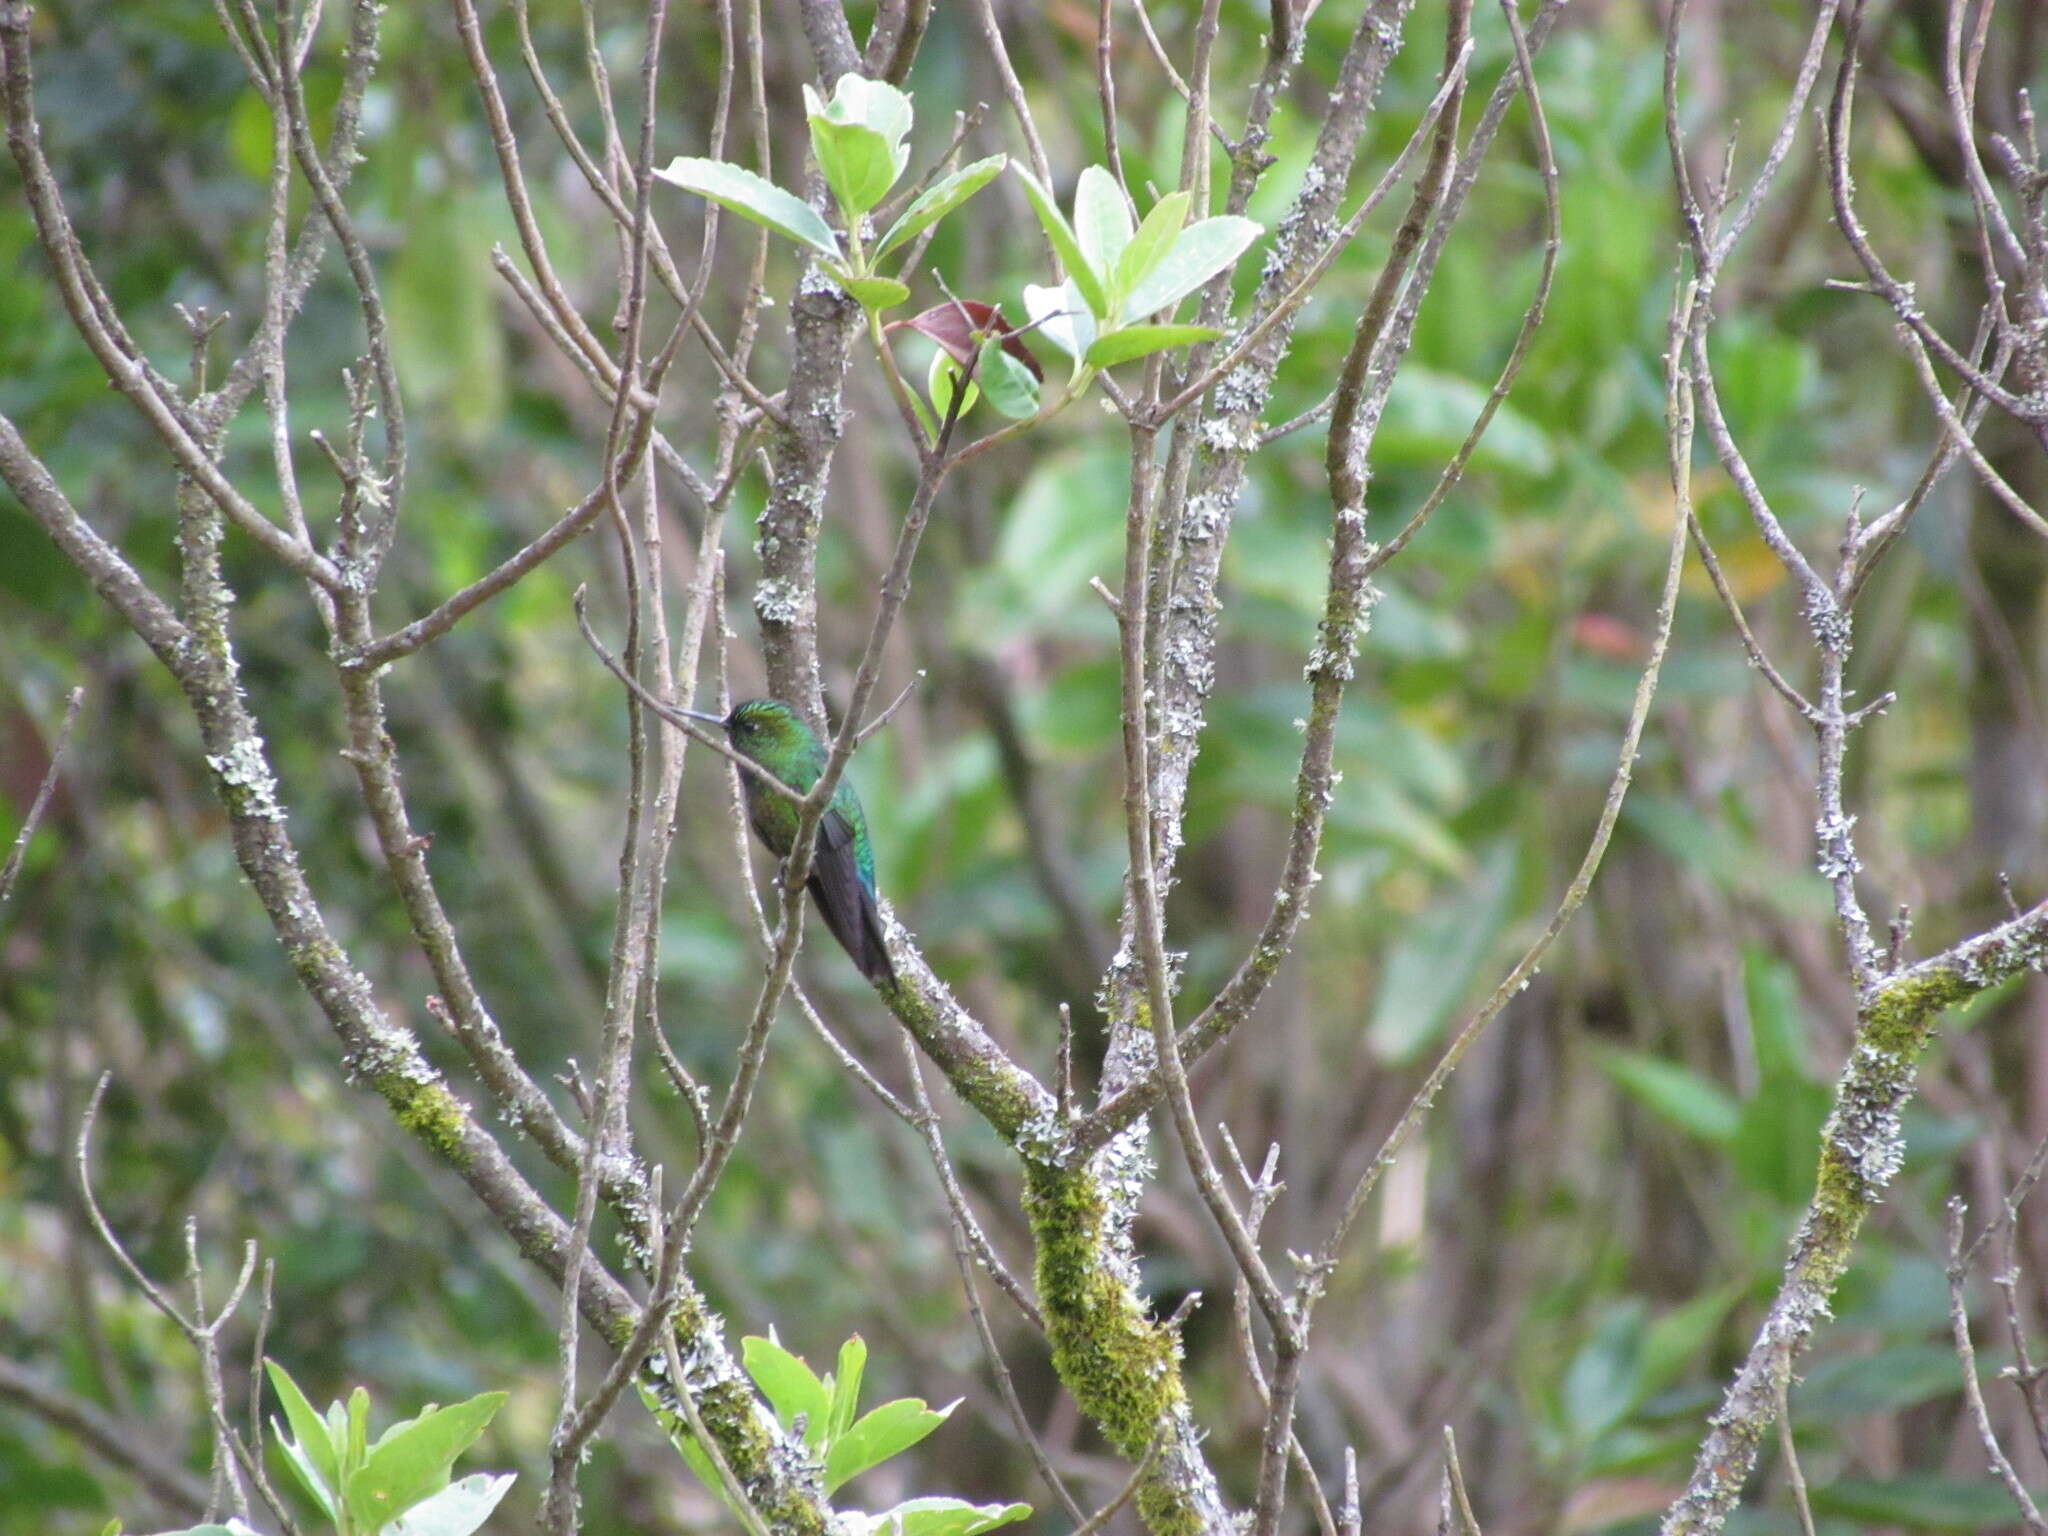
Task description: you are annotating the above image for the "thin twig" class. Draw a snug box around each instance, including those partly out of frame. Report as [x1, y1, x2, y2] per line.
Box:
[1773, 1358, 1818, 1536]
[0, 684, 82, 919]
[1947, 1198, 2048, 1534]
[905, 1045, 1077, 1522]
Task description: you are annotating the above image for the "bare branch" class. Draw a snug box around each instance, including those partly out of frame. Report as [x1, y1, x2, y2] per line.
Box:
[0, 1354, 212, 1519]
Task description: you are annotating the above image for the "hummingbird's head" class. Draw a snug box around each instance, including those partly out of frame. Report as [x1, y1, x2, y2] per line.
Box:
[723, 697, 809, 757]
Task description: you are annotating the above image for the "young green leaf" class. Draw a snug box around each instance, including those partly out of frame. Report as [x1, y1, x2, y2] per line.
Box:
[927, 344, 979, 419]
[1114, 190, 1191, 300]
[977, 339, 1041, 419]
[1122, 215, 1262, 319]
[810, 75, 913, 165]
[343, 1391, 507, 1533]
[386, 1472, 517, 1536]
[743, 1334, 833, 1446]
[275, 1440, 341, 1523]
[873, 155, 1006, 261]
[871, 1497, 1032, 1536]
[809, 117, 901, 220]
[324, 1400, 350, 1470]
[265, 1359, 341, 1505]
[1013, 168, 1108, 318]
[1022, 280, 1097, 361]
[825, 1397, 955, 1492]
[1072, 165, 1133, 284]
[654, 158, 841, 259]
[368, 1401, 437, 1455]
[1083, 323, 1223, 369]
[843, 275, 911, 311]
[831, 1336, 868, 1442]
[346, 1387, 371, 1477]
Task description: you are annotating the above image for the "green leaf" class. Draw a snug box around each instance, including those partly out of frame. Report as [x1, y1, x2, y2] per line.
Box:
[1794, 1344, 1967, 1421]
[654, 158, 841, 258]
[275, 1436, 341, 1523]
[743, 1335, 833, 1446]
[808, 75, 913, 162]
[385, 192, 507, 444]
[1730, 1069, 1831, 1205]
[868, 1497, 1031, 1536]
[1022, 280, 1096, 361]
[266, 1359, 341, 1506]
[875, 155, 1006, 261]
[831, 1337, 868, 1441]
[825, 1397, 955, 1492]
[1122, 215, 1261, 318]
[1559, 1302, 1644, 1445]
[1742, 945, 1810, 1086]
[640, 1382, 729, 1503]
[1083, 323, 1222, 368]
[1014, 168, 1108, 318]
[843, 275, 910, 311]
[1072, 166, 1132, 284]
[1636, 1285, 1738, 1400]
[324, 1400, 351, 1473]
[1623, 796, 1833, 920]
[369, 1403, 442, 1455]
[956, 444, 1125, 646]
[1596, 1048, 1741, 1142]
[346, 1387, 370, 1477]
[1114, 190, 1190, 300]
[1728, 950, 1826, 1212]
[927, 350, 979, 419]
[1337, 780, 1470, 877]
[1813, 1474, 2048, 1529]
[386, 1473, 517, 1536]
[1379, 366, 1555, 477]
[98, 1523, 121, 1536]
[674, 1431, 722, 1498]
[976, 339, 1041, 419]
[810, 117, 900, 221]
[1366, 840, 1516, 1063]
[343, 1391, 507, 1532]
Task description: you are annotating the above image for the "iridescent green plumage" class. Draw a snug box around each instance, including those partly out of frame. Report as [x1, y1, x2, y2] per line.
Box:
[687, 698, 893, 984]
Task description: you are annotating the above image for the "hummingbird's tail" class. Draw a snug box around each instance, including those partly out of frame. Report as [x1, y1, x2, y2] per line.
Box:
[807, 820, 897, 986]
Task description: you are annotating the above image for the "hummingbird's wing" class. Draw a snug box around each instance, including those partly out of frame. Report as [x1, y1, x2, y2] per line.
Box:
[808, 807, 895, 985]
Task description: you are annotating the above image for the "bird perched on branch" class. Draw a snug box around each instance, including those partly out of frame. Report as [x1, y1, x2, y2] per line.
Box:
[676, 698, 895, 986]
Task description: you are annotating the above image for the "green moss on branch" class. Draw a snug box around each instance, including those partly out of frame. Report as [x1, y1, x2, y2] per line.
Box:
[1025, 1159, 1210, 1536]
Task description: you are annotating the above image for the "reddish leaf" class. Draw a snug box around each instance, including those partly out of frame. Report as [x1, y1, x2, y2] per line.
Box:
[888, 301, 1043, 381]
[1573, 613, 1648, 661]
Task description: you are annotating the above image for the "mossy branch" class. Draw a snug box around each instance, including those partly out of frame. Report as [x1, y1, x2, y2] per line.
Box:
[1024, 1160, 1230, 1536]
[1661, 898, 2048, 1535]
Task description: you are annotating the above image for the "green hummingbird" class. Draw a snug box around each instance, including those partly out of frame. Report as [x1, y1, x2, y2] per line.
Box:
[677, 698, 895, 986]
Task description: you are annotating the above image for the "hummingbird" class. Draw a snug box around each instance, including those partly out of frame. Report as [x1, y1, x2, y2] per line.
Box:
[676, 698, 895, 986]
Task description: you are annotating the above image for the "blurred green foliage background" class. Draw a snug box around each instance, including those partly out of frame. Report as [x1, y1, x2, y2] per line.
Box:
[4, 1, 2047, 1533]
